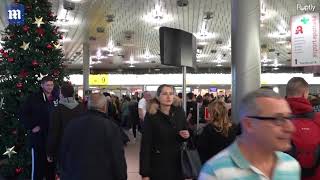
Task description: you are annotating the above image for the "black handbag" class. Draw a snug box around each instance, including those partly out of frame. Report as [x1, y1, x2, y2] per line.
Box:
[180, 140, 202, 179]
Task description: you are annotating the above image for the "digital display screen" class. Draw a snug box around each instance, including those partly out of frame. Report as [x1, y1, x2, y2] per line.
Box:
[209, 87, 217, 92]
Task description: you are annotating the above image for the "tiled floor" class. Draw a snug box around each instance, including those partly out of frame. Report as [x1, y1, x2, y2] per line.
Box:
[124, 130, 141, 180]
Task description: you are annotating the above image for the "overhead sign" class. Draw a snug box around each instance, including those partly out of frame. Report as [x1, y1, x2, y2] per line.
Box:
[291, 13, 320, 66]
[89, 74, 108, 85]
[7, 3, 25, 25]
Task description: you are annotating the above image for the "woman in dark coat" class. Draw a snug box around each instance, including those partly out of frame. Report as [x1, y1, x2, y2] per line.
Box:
[196, 100, 238, 164]
[139, 84, 190, 180]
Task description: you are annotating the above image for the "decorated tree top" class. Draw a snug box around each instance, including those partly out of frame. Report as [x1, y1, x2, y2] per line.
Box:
[0, 0, 67, 178]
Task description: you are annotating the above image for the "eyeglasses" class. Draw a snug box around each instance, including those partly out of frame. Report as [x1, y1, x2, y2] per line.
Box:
[246, 115, 293, 126]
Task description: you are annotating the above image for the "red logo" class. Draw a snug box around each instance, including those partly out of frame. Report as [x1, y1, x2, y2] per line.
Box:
[295, 26, 303, 34]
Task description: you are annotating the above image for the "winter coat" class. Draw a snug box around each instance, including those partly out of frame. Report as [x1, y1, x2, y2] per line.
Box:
[287, 97, 320, 180]
[128, 100, 139, 126]
[139, 105, 188, 180]
[46, 97, 86, 162]
[196, 123, 237, 164]
[20, 90, 59, 147]
[59, 110, 127, 180]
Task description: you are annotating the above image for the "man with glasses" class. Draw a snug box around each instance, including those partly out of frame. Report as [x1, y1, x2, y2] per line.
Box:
[199, 89, 300, 180]
[286, 77, 320, 180]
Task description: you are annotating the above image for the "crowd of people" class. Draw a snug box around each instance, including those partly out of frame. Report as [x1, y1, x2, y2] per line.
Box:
[18, 75, 320, 180]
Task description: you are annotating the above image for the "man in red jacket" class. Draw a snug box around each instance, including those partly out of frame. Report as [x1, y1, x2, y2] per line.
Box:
[286, 77, 320, 180]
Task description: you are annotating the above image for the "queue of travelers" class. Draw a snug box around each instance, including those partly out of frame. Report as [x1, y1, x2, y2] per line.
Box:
[20, 75, 320, 180]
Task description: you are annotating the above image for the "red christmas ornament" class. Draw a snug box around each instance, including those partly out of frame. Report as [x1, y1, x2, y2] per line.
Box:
[8, 57, 14, 62]
[0, 49, 4, 54]
[12, 129, 17, 135]
[36, 28, 45, 37]
[48, 12, 55, 18]
[32, 60, 39, 66]
[16, 82, 23, 89]
[2, 52, 8, 58]
[22, 25, 30, 32]
[19, 69, 28, 78]
[53, 70, 60, 76]
[9, 34, 16, 39]
[15, 167, 23, 174]
[46, 44, 53, 49]
[25, 5, 32, 11]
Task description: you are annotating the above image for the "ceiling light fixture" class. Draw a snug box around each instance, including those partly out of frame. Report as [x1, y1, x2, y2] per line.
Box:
[153, 4, 163, 20]
[143, 3, 173, 24]
[59, 37, 71, 43]
[102, 38, 121, 56]
[267, 32, 290, 38]
[96, 48, 102, 60]
[194, 20, 216, 40]
[143, 48, 153, 62]
[58, 28, 69, 33]
[276, 40, 287, 44]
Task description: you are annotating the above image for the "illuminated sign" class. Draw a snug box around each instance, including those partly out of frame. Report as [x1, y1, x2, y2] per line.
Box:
[89, 74, 108, 85]
[291, 13, 320, 66]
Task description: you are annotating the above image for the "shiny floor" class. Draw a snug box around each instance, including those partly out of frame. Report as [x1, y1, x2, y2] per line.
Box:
[125, 130, 141, 180]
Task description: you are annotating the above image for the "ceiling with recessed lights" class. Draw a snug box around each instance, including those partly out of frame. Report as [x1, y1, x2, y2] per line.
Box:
[0, 0, 320, 73]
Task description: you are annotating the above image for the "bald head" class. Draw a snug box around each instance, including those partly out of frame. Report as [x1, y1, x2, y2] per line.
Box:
[88, 93, 107, 112]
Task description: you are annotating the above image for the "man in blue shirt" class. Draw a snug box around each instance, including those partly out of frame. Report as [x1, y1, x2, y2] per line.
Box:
[199, 89, 301, 180]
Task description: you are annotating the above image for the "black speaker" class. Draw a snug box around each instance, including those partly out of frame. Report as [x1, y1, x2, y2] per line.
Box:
[160, 27, 196, 67]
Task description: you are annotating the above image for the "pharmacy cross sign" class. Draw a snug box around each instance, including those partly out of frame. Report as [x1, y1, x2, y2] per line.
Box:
[301, 17, 309, 24]
[7, 3, 25, 25]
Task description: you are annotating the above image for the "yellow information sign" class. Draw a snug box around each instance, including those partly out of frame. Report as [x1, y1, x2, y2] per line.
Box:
[89, 74, 109, 85]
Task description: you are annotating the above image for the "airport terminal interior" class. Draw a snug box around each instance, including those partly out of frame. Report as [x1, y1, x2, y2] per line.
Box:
[1, 0, 320, 179]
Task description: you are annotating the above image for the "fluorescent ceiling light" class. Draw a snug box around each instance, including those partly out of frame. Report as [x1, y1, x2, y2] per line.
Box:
[153, 26, 161, 30]
[54, 13, 79, 26]
[58, 28, 69, 33]
[196, 54, 209, 58]
[197, 41, 208, 46]
[213, 59, 227, 63]
[276, 40, 287, 44]
[216, 64, 223, 67]
[194, 31, 216, 40]
[267, 32, 290, 38]
[125, 55, 139, 64]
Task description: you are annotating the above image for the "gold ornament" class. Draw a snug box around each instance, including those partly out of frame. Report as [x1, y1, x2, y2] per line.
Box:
[33, 17, 45, 27]
[20, 41, 30, 50]
[3, 146, 17, 158]
[53, 42, 61, 49]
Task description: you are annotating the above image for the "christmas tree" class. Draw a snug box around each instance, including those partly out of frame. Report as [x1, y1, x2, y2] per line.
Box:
[0, 0, 67, 178]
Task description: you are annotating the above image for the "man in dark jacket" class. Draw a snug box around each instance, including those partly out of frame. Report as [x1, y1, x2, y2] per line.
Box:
[59, 93, 127, 180]
[46, 82, 85, 168]
[20, 76, 58, 180]
[286, 77, 320, 180]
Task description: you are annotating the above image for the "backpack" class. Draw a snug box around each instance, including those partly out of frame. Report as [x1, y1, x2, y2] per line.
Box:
[290, 112, 320, 177]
